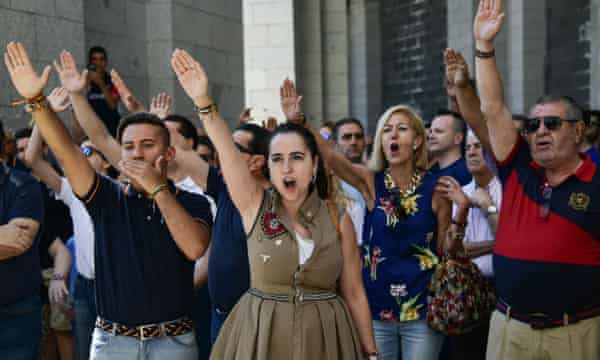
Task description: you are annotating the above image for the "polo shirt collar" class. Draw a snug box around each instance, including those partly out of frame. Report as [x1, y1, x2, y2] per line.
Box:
[529, 153, 596, 183]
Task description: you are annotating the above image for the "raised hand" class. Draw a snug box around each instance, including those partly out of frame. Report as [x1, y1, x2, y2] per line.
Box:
[149, 92, 171, 119]
[239, 107, 251, 124]
[436, 176, 470, 210]
[4, 42, 51, 99]
[474, 0, 505, 45]
[263, 116, 278, 132]
[280, 78, 303, 123]
[444, 48, 470, 95]
[53, 50, 88, 94]
[47, 87, 71, 112]
[171, 49, 210, 107]
[110, 69, 146, 113]
[119, 156, 168, 195]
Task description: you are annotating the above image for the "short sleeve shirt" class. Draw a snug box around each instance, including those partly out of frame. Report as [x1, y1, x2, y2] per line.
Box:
[0, 164, 44, 306]
[81, 175, 213, 325]
[430, 158, 472, 186]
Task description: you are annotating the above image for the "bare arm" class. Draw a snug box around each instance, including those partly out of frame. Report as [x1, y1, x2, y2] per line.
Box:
[171, 49, 263, 228]
[0, 218, 40, 260]
[279, 79, 375, 207]
[432, 184, 452, 256]
[24, 126, 62, 194]
[464, 240, 495, 258]
[474, 0, 518, 161]
[47, 238, 72, 302]
[339, 212, 377, 355]
[110, 69, 146, 114]
[193, 247, 210, 288]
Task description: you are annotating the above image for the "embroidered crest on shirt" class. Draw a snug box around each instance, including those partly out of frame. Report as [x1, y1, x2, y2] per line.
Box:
[568, 192, 590, 211]
[261, 212, 286, 239]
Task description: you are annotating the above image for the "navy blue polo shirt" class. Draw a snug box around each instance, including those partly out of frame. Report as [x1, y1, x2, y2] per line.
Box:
[430, 157, 472, 186]
[206, 167, 250, 313]
[0, 163, 44, 306]
[80, 175, 212, 326]
[495, 137, 600, 315]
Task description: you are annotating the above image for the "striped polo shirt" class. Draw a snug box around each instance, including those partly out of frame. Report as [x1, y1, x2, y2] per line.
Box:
[494, 137, 600, 316]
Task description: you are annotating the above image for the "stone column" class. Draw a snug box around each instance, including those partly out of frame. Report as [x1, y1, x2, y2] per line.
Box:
[243, 0, 295, 122]
[590, 0, 600, 107]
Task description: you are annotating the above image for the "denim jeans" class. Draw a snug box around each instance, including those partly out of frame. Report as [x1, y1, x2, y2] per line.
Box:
[0, 295, 42, 360]
[373, 319, 444, 360]
[89, 327, 198, 360]
[210, 307, 229, 345]
[73, 274, 97, 360]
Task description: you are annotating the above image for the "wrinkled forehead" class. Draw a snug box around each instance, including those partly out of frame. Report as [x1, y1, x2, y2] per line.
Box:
[530, 101, 568, 119]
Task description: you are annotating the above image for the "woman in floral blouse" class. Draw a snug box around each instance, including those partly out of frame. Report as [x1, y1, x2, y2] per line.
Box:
[288, 102, 454, 360]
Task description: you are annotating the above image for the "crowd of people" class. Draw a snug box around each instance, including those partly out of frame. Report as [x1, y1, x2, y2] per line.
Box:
[0, 0, 599, 359]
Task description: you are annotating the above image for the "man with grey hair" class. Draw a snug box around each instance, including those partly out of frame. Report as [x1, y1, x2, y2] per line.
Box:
[473, 0, 600, 359]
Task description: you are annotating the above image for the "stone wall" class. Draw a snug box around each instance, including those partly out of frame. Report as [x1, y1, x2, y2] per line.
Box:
[0, 0, 85, 131]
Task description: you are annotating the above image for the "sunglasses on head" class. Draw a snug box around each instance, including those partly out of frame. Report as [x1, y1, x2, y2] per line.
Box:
[524, 116, 578, 134]
[235, 142, 253, 155]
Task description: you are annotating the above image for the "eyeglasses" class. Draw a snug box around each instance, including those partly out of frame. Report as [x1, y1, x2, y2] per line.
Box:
[235, 142, 253, 155]
[524, 116, 578, 134]
[538, 181, 552, 220]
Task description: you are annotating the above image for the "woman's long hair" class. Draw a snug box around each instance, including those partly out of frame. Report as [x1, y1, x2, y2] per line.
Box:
[368, 104, 428, 172]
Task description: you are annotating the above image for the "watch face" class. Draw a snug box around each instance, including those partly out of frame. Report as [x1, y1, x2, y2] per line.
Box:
[487, 205, 497, 214]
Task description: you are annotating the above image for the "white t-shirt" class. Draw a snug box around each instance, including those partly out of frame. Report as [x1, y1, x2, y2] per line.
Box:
[174, 176, 217, 219]
[451, 177, 502, 277]
[341, 181, 365, 246]
[55, 177, 95, 279]
[295, 232, 314, 265]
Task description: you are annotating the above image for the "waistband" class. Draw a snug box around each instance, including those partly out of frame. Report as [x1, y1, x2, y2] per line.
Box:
[496, 298, 600, 330]
[248, 288, 337, 304]
[95, 317, 193, 340]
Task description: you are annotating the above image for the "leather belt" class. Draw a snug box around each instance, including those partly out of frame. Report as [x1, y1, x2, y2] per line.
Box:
[95, 317, 193, 340]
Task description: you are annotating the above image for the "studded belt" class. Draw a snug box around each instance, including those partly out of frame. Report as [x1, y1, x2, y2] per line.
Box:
[95, 317, 193, 340]
[248, 288, 337, 304]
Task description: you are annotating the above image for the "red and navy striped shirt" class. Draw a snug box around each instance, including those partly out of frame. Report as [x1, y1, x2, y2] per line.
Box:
[495, 137, 600, 316]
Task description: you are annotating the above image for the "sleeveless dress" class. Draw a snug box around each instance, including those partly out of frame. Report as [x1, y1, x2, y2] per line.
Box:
[361, 170, 440, 322]
[210, 190, 362, 360]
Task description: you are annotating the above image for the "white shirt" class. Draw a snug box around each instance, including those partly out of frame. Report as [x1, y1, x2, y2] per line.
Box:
[452, 176, 502, 277]
[295, 232, 314, 265]
[55, 178, 95, 279]
[174, 176, 217, 220]
[341, 181, 365, 246]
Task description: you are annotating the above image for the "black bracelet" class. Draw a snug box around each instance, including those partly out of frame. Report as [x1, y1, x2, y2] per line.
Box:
[475, 48, 495, 59]
[194, 103, 218, 115]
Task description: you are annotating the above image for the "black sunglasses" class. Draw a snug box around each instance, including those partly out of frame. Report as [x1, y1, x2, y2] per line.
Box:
[524, 116, 578, 134]
[538, 181, 552, 220]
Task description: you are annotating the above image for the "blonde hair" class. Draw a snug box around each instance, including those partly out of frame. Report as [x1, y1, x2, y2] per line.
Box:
[367, 104, 428, 172]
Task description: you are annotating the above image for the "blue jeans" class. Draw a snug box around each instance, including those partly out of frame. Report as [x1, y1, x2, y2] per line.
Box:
[0, 295, 42, 360]
[73, 274, 97, 360]
[89, 327, 198, 360]
[210, 307, 229, 345]
[373, 319, 444, 360]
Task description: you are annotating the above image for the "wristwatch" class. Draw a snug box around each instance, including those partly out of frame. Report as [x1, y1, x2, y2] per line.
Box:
[484, 205, 498, 217]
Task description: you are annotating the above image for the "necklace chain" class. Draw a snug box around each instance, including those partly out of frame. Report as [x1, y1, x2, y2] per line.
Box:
[384, 169, 422, 197]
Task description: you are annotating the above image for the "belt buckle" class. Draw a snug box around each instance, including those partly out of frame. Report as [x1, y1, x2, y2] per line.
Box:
[138, 324, 160, 341]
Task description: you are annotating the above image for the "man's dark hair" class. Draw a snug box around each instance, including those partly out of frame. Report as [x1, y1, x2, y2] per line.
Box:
[435, 108, 466, 135]
[164, 114, 199, 148]
[321, 121, 335, 131]
[332, 117, 364, 141]
[533, 95, 583, 122]
[15, 127, 32, 141]
[88, 46, 107, 62]
[234, 123, 270, 157]
[116, 113, 170, 146]
[512, 114, 528, 122]
[196, 135, 216, 160]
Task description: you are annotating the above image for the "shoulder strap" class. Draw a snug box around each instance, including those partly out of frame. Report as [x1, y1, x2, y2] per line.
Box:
[326, 200, 342, 242]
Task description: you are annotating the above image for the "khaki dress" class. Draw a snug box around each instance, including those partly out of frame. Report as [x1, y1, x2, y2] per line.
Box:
[210, 190, 363, 360]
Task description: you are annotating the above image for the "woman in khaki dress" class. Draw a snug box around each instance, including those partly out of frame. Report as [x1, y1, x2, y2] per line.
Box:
[171, 50, 378, 359]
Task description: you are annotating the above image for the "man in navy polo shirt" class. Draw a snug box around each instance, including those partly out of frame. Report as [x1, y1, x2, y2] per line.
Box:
[428, 109, 472, 185]
[473, 1, 600, 358]
[205, 123, 271, 344]
[0, 154, 44, 360]
[4, 42, 212, 360]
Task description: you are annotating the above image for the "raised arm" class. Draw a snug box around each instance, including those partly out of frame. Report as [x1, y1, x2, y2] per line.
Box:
[24, 125, 62, 193]
[445, 49, 494, 156]
[4, 42, 96, 198]
[474, 0, 518, 161]
[171, 49, 263, 225]
[54, 51, 121, 168]
[280, 79, 375, 206]
[149, 92, 171, 120]
[110, 69, 147, 113]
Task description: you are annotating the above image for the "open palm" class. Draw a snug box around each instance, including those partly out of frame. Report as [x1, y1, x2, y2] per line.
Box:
[171, 49, 209, 103]
[280, 78, 303, 123]
[474, 0, 505, 42]
[4, 42, 51, 99]
[53, 50, 87, 93]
